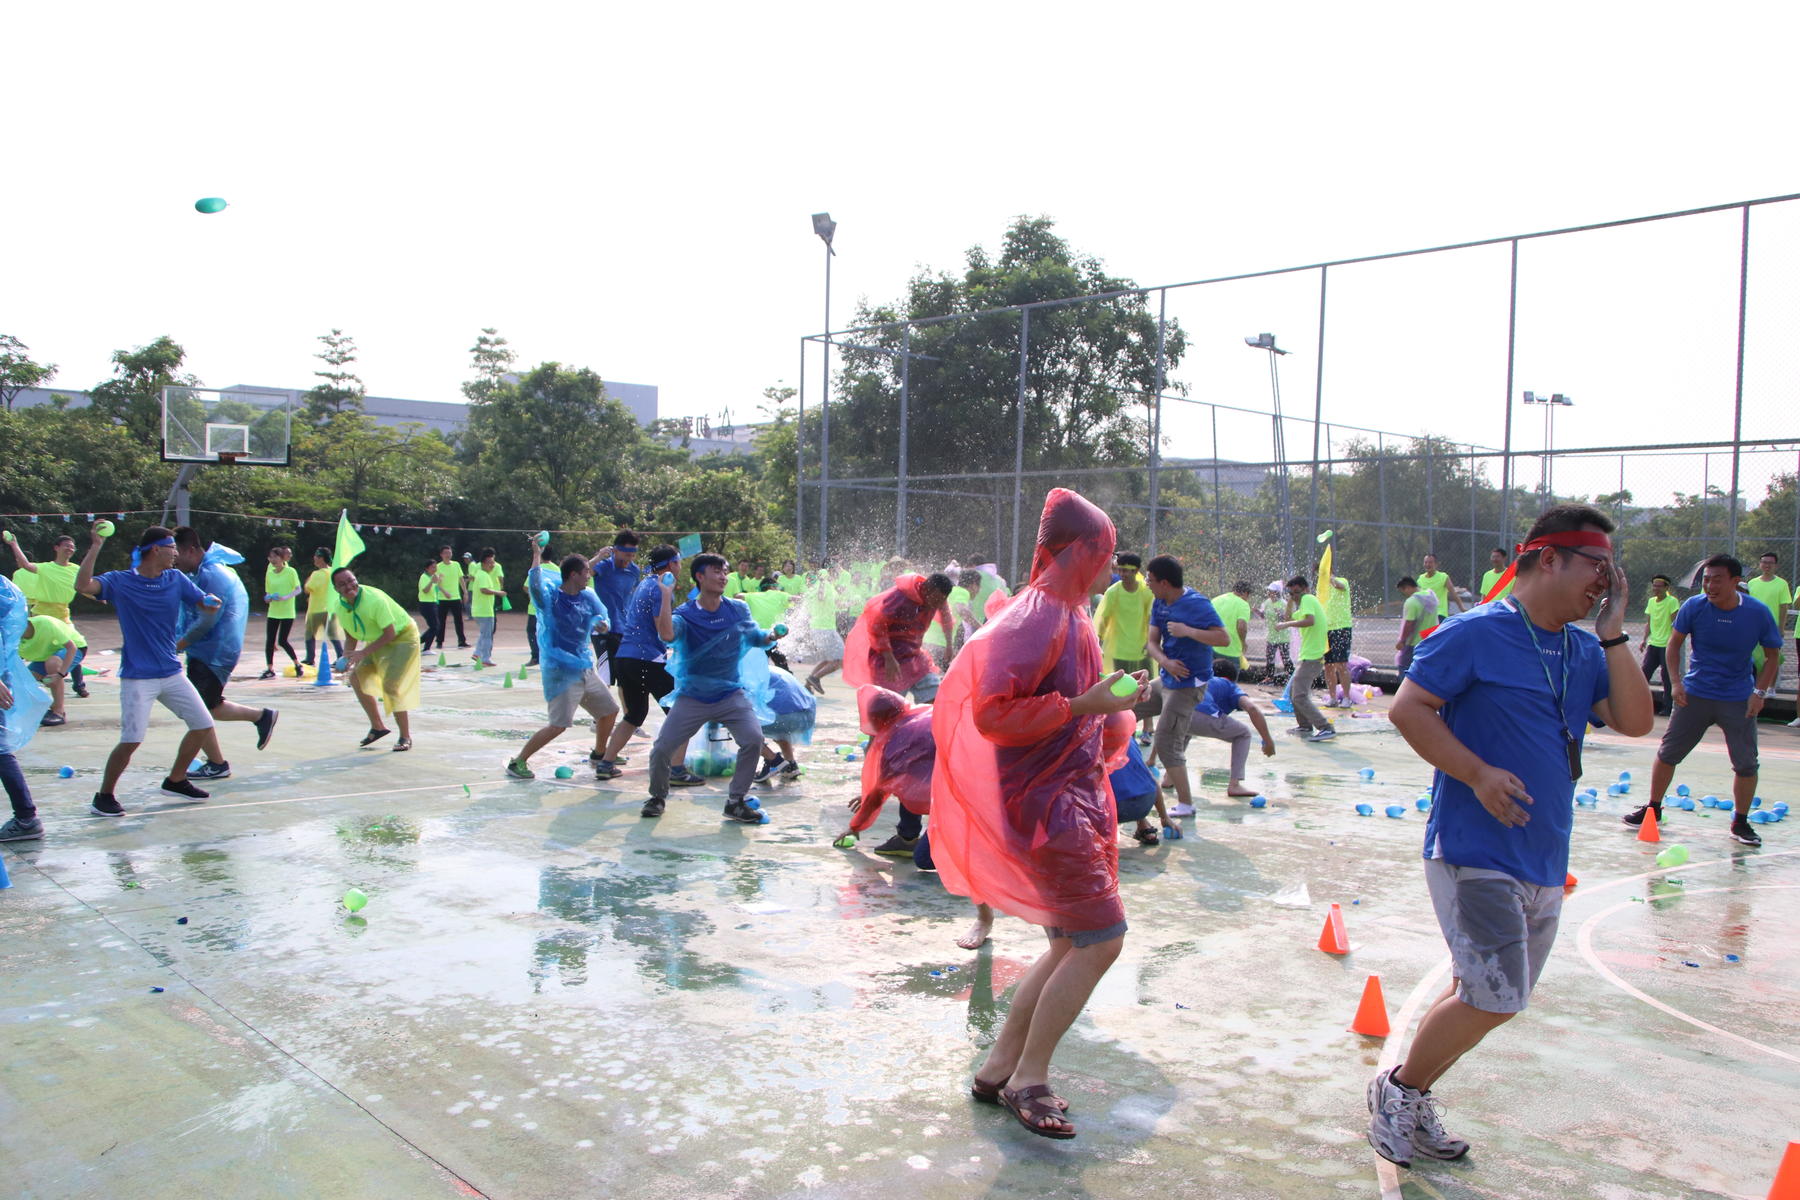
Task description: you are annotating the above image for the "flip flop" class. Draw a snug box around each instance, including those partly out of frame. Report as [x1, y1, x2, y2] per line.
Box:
[1000, 1084, 1075, 1139]
[359, 728, 392, 747]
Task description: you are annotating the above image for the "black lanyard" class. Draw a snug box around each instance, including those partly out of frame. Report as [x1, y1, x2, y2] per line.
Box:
[1509, 598, 1582, 782]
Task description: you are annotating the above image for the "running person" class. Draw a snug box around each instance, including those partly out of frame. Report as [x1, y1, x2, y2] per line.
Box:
[506, 543, 621, 779]
[8, 531, 89, 699]
[642, 553, 779, 824]
[1367, 505, 1652, 1169]
[75, 525, 221, 814]
[301, 546, 345, 668]
[261, 546, 303, 678]
[172, 527, 278, 780]
[329, 567, 422, 752]
[1623, 553, 1783, 848]
[1143, 554, 1227, 818]
[599, 545, 700, 784]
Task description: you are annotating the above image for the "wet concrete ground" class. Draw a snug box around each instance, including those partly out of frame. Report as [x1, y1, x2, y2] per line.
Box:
[4, 634, 1797, 1199]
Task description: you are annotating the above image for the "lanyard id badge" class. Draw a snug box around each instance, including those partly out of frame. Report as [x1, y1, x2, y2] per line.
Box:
[1510, 598, 1582, 782]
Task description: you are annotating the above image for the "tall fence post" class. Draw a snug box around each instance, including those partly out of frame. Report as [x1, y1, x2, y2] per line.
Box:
[1149, 289, 1166, 555]
[1729, 203, 1750, 551]
[1378, 433, 1390, 606]
[1009, 307, 1031, 583]
[1469, 443, 1479, 585]
[796, 337, 806, 562]
[1309, 265, 1328, 547]
[897, 325, 911, 556]
[1212, 405, 1224, 582]
[1500, 238, 1519, 547]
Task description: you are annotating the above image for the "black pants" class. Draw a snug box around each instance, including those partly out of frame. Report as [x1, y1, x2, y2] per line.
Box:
[1641, 644, 1672, 714]
[265, 617, 298, 667]
[418, 601, 442, 652]
[526, 613, 539, 663]
[616, 656, 675, 727]
[446, 602, 468, 646]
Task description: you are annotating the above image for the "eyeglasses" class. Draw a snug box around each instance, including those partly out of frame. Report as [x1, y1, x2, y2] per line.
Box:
[1564, 548, 1614, 575]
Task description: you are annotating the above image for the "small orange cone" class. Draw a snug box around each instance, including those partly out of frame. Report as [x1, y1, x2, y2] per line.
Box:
[1317, 902, 1350, 955]
[1638, 806, 1661, 844]
[1349, 974, 1390, 1036]
[1767, 1141, 1800, 1199]
[1565, 871, 1578, 889]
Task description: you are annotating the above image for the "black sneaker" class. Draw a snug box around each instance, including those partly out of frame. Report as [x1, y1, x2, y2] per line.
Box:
[753, 756, 783, 783]
[872, 834, 918, 857]
[668, 768, 706, 788]
[1622, 803, 1662, 828]
[92, 793, 124, 817]
[73, 684, 90, 698]
[722, 799, 766, 824]
[160, 778, 210, 802]
[1731, 816, 1763, 847]
[255, 708, 279, 751]
[593, 760, 622, 781]
[0, 816, 44, 842]
[258, 669, 276, 680]
[640, 796, 666, 818]
[192, 760, 231, 780]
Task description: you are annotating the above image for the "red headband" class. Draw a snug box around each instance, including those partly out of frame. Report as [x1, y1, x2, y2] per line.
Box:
[1515, 530, 1612, 556]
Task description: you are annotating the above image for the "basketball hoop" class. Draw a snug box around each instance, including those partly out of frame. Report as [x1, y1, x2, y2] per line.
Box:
[216, 451, 245, 465]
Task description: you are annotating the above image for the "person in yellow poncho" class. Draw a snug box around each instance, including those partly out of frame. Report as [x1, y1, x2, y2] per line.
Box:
[329, 567, 421, 751]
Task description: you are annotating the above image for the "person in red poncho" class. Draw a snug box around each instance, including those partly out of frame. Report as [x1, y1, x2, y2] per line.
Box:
[841, 571, 955, 702]
[929, 488, 1148, 1141]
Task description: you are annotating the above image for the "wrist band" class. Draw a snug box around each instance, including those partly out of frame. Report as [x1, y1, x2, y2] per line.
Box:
[1599, 633, 1629, 648]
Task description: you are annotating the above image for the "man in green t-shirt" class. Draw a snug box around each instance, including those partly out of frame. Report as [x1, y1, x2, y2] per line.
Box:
[1323, 574, 1354, 708]
[1479, 547, 1513, 604]
[1638, 573, 1680, 716]
[261, 546, 303, 679]
[21, 612, 83, 726]
[8, 532, 90, 698]
[433, 545, 470, 649]
[1210, 580, 1254, 670]
[1746, 552, 1792, 686]
[1277, 574, 1335, 742]
[1094, 553, 1154, 672]
[1394, 576, 1437, 682]
[1416, 553, 1464, 632]
[468, 547, 506, 667]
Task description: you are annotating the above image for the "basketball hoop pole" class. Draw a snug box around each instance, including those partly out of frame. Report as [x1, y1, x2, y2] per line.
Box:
[162, 463, 201, 528]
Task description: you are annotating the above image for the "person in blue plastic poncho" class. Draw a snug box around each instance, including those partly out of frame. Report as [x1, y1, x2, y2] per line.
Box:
[506, 543, 621, 780]
[643, 552, 778, 824]
[0, 574, 55, 842]
[174, 526, 278, 781]
[750, 663, 815, 783]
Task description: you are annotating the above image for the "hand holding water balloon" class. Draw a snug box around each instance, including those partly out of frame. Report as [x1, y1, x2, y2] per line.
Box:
[1073, 669, 1146, 715]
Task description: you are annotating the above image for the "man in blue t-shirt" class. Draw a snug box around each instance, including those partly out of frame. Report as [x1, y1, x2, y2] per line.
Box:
[643, 553, 777, 824]
[1143, 554, 1227, 818]
[1186, 659, 1276, 797]
[1366, 505, 1653, 1171]
[75, 525, 225, 816]
[1624, 553, 1782, 848]
[587, 529, 643, 682]
[507, 542, 621, 782]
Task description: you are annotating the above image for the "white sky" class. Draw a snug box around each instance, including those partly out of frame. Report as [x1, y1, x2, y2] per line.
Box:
[11, 2, 1800, 505]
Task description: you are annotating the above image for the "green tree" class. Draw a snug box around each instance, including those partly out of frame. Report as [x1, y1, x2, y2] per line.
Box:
[462, 328, 518, 408]
[0, 335, 57, 411]
[87, 335, 199, 444]
[303, 328, 365, 423]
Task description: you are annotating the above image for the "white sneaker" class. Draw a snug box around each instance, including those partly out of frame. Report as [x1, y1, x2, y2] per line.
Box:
[1366, 1067, 1422, 1168]
[1410, 1091, 1470, 1161]
[1168, 803, 1196, 817]
[1789, 717, 1800, 728]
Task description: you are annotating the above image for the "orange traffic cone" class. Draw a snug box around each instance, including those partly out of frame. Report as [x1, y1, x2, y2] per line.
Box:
[1638, 806, 1661, 844]
[1767, 1141, 1800, 1199]
[1565, 871, 1578, 889]
[1349, 974, 1390, 1036]
[1317, 902, 1350, 955]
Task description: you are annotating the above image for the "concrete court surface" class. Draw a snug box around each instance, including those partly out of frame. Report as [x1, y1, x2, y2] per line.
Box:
[3, 633, 1798, 1200]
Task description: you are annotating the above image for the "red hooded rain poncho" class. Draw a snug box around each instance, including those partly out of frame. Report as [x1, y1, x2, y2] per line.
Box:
[929, 489, 1133, 931]
[846, 685, 937, 836]
[841, 573, 952, 693]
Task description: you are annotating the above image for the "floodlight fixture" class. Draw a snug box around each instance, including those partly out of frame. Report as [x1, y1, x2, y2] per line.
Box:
[812, 212, 837, 254]
[1244, 332, 1289, 355]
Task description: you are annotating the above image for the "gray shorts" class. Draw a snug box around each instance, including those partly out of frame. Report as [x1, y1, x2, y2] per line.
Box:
[1657, 694, 1759, 777]
[1424, 858, 1563, 1014]
[546, 669, 620, 727]
[1151, 684, 1203, 765]
[1044, 919, 1128, 948]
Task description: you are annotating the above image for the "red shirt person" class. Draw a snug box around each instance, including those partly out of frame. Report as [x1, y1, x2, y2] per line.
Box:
[842, 571, 954, 700]
[927, 488, 1146, 1140]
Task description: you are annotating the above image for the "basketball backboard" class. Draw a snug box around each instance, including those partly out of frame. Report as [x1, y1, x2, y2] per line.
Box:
[161, 386, 295, 465]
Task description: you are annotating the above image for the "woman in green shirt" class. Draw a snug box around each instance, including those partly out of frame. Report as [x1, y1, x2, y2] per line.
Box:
[261, 546, 303, 679]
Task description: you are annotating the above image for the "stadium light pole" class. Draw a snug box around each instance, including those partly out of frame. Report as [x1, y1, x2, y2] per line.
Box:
[1521, 391, 1573, 499]
[1245, 333, 1294, 572]
[812, 213, 837, 565]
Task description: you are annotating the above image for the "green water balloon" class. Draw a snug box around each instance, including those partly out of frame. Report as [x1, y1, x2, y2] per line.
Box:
[342, 887, 368, 912]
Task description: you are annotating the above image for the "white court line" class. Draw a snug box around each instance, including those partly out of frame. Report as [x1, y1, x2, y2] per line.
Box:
[1575, 883, 1800, 1067]
[1372, 848, 1800, 1199]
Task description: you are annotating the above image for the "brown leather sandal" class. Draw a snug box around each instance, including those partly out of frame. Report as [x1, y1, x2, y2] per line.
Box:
[973, 1076, 1070, 1111]
[1000, 1083, 1075, 1139]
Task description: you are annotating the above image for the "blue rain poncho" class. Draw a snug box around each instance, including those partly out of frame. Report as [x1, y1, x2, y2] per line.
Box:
[0, 574, 53, 753]
[182, 543, 248, 684]
[531, 565, 609, 703]
[668, 596, 772, 704]
[754, 664, 817, 744]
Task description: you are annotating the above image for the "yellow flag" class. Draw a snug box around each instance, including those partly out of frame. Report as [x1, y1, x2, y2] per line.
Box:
[332, 509, 365, 570]
[1315, 543, 1333, 604]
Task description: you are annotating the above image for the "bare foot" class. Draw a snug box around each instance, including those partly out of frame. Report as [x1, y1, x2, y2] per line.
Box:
[955, 916, 993, 950]
[1225, 785, 1258, 797]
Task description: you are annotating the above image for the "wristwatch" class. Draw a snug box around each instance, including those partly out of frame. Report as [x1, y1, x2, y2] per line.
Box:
[1753, 687, 1769, 697]
[1599, 633, 1630, 649]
